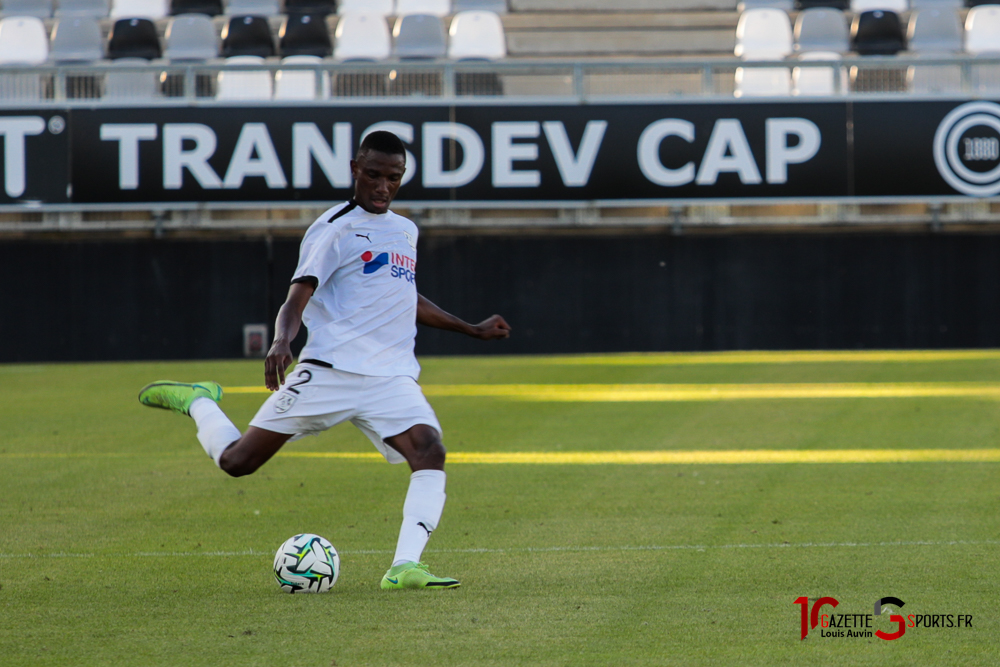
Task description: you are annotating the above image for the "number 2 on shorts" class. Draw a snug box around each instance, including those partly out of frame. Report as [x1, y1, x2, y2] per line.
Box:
[286, 369, 313, 394]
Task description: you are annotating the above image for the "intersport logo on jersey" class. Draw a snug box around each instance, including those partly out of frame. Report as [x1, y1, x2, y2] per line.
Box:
[361, 251, 416, 283]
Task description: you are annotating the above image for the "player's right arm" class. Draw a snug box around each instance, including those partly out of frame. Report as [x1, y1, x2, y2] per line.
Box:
[265, 211, 346, 390]
[264, 281, 315, 391]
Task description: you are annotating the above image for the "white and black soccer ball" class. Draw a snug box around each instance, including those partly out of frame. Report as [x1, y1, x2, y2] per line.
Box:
[273, 533, 340, 593]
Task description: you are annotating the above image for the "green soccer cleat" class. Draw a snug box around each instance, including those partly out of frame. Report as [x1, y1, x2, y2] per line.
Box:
[138, 381, 223, 416]
[380, 562, 461, 590]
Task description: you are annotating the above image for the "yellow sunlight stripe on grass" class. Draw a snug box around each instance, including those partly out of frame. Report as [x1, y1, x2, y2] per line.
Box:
[226, 382, 1000, 401]
[425, 382, 1000, 401]
[532, 350, 1000, 365]
[279, 450, 1000, 464]
[5, 450, 999, 464]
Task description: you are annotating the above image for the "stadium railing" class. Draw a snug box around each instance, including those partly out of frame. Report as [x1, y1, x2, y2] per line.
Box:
[0, 54, 988, 101]
[2, 55, 1000, 232]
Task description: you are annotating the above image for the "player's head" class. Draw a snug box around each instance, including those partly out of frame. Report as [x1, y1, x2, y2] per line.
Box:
[351, 131, 406, 215]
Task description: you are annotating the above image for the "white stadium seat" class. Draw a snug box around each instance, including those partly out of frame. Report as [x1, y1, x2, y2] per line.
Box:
[110, 0, 168, 19]
[0, 15, 47, 63]
[55, 0, 109, 17]
[734, 66, 792, 97]
[793, 51, 842, 96]
[0, 16, 48, 100]
[334, 12, 391, 61]
[965, 6, 1000, 94]
[448, 10, 506, 60]
[337, 0, 393, 16]
[851, 0, 908, 14]
[966, 5, 1000, 53]
[104, 57, 160, 99]
[735, 8, 793, 60]
[217, 55, 273, 99]
[395, 0, 451, 16]
[274, 54, 330, 99]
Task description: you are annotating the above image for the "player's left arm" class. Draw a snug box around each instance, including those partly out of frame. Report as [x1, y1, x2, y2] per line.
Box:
[416, 294, 511, 340]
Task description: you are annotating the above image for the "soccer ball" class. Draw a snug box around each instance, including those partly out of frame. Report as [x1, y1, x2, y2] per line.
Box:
[273, 533, 340, 593]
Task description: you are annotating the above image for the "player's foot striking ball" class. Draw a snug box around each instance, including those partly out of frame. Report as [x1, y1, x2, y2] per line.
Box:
[137, 131, 511, 590]
[380, 562, 461, 590]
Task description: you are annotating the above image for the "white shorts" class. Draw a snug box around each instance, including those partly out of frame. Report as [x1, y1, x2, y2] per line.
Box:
[248, 363, 441, 465]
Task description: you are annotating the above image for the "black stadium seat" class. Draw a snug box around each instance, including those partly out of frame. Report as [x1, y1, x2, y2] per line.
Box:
[279, 13, 331, 57]
[170, 0, 222, 16]
[284, 0, 335, 16]
[852, 10, 906, 55]
[221, 15, 274, 58]
[796, 0, 849, 10]
[108, 18, 162, 60]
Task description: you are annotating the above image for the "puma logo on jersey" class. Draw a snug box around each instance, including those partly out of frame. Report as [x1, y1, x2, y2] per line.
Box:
[356, 233, 372, 242]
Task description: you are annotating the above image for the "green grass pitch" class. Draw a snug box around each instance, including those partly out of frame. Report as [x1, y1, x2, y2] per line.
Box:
[2, 353, 1000, 666]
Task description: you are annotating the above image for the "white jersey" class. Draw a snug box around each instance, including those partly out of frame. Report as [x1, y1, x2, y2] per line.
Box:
[292, 200, 421, 380]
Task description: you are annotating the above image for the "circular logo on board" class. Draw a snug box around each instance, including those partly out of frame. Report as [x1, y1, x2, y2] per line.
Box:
[934, 102, 1000, 196]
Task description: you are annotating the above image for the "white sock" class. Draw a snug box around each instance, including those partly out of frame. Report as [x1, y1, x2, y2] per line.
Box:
[392, 469, 447, 567]
[189, 397, 241, 468]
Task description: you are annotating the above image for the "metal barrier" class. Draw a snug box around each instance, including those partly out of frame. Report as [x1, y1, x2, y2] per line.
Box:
[0, 55, 992, 103]
[1, 56, 999, 232]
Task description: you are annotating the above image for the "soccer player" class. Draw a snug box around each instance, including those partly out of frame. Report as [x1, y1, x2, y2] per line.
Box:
[138, 131, 511, 590]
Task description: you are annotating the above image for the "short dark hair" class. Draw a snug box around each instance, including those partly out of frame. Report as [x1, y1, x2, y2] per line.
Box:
[357, 131, 406, 160]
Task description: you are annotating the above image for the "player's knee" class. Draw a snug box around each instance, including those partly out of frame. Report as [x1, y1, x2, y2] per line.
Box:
[218, 445, 257, 477]
[412, 436, 446, 470]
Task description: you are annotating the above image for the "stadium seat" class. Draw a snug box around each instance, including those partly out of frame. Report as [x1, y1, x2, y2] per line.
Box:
[448, 10, 506, 59]
[395, 0, 451, 16]
[108, 17, 161, 59]
[2, 0, 53, 18]
[852, 10, 906, 54]
[0, 18, 46, 100]
[334, 12, 390, 60]
[796, 0, 849, 10]
[105, 57, 160, 97]
[222, 15, 274, 57]
[337, 0, 393, 15]
[735, 8, 794, 59]
[50, 16, 102, 98]
[734, 66, 792, 96]
[908, 8, 963, 51]
[966, 5, 1000, 53]
[795, 8, 849, 53]
[169, 0, 222, 15]
[274, 54, 329, 98]
[50, 16, 104, 60]
[965, 6, 1000, 93]
[280, 13, 331, 56]
[54, 0, 108, 17]
[910, 0, 961, 8]
[164, 13, 217, 59]
[908, 61, 963, 92]
[391, 13, 446, 94]
[0, 15, 48, 62]
[111, 0, 169, 19]
[737, 0, 794, 11]
[0, 14, 47, 99]
[224, 0, 278, 15]
[394, 13, 447, 59]
[452, 0, 506, 13]
[216, 54, 272, 98]
[793, 51, 842, 94]
[851, 0, 908, 12]
[284, 0, 334, 16]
